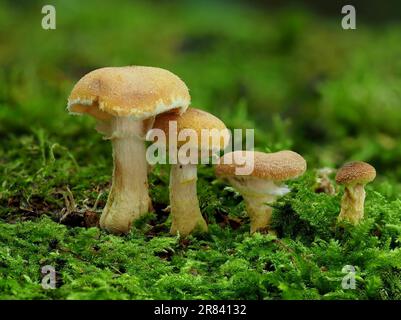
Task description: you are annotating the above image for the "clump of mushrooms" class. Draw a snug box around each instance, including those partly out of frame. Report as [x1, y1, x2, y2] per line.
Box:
[216, 150, 307, 234]
[149, 108, 229, 236]
[67, 66, 190, 234]
[335, 161, 376, 225]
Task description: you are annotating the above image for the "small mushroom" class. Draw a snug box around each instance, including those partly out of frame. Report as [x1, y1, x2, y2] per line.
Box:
[150, 108, 229, 236]
[315, 168, 336, 195]
[215, 150, 307, 233]
[335, 161, 376, 225]
[68, 66, 190, 234]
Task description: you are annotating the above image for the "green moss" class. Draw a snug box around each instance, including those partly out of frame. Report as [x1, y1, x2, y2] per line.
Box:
[1, 172, 400, 300]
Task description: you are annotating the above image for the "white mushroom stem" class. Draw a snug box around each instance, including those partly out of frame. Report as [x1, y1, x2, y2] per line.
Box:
[169, 163, 208, 236]
[227, 177, 290, 233]
[99, 117, 151, 234]
[338, 183, 366, 225]
[242, 194, 277, 233]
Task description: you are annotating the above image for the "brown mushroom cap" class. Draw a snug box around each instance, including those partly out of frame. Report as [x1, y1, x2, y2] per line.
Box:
[335, 161, 376, 185]
[152, 107, 229, 151]
[216, 150, 307, 181]
[67, 66, 190, 121]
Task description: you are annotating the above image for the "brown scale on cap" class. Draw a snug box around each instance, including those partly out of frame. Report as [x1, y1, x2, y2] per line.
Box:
[216, 150, 307, 181]
[335, 161, 376, 186]
[68, 66, 190, 120]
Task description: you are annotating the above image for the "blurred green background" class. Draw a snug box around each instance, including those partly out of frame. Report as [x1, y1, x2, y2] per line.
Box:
[2, 1, 401, 174]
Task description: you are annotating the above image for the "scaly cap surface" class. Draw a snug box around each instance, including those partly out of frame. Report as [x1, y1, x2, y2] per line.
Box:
[216, 150, 307, 181]
[67, 66, 190, 120]
[335, 161, 376, 185]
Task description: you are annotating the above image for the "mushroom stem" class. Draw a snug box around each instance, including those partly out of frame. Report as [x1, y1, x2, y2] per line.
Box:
[100, 117, 151, 234]
[242, 194, 277, 233]
[169, 163, 208, 236]
[338, 183, 365, 225]
[227, 177, 289, 234]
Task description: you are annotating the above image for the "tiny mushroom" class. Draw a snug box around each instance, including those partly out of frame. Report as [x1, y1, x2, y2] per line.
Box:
[150, 108, 229, 236]
[315, 168, 336, 195]
[68, 66, 190, 234]
[335, 161, 376, 225]
[215, 150, 307, 234]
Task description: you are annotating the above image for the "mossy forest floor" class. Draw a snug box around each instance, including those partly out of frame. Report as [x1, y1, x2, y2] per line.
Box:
[1, 1, 401, 299]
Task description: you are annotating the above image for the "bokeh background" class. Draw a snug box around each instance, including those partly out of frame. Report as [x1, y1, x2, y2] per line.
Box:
[2, 0, 401, 177]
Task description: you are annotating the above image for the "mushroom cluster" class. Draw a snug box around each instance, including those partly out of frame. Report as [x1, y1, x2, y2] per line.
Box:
[67, 65, 377, 237]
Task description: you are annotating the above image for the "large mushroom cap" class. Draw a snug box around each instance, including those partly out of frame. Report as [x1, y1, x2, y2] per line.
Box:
[151, 107, 229, 151]
[216, 150, 307, 181]
[67, 66, 190, 120]
[335, 161, 376, 185]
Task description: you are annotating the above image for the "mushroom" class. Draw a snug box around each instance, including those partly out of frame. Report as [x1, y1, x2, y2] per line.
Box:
[67, 66, 190, 234]
[149, 108, 229, 236]
[215, 150, 307, 233]
[335, 161, 376, 225]
[315, 168, 336, 195]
